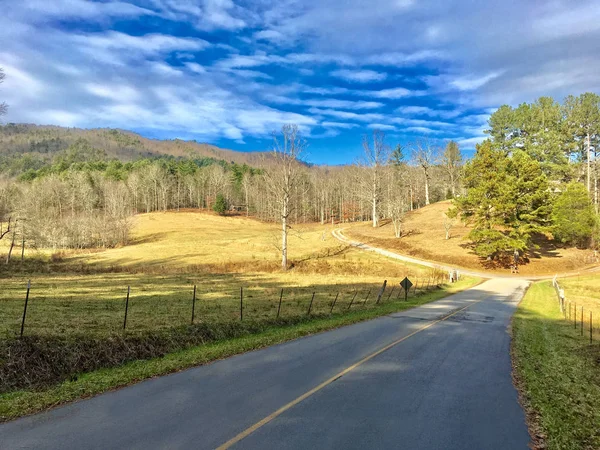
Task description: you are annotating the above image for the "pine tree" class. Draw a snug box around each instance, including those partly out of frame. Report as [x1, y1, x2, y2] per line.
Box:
[552, 182, 597, 247]
[212, 193, 228, 215]
[454, 141, 551, 260]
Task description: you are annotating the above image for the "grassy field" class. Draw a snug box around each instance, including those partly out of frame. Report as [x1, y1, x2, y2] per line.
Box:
[0, 277, 478, 421]
[0, 211, 444, 337]
[345, 201, 598, 276]
[0, 209, 484, 421]
[512, 277, 600, 449]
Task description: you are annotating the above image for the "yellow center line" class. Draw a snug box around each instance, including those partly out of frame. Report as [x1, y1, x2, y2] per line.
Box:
[216, 296, 485, 449]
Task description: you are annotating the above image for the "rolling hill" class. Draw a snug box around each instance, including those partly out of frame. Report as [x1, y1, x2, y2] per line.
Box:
[0, 123, 270, 169]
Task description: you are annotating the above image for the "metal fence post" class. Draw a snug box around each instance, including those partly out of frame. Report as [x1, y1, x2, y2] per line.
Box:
[123, 286, 130, 330]
[276, 288, 283, 319]
[191, 285, 196, 325]
[348, 290, 358, 309]
[307, 292, 315, 315]
[330, 292, 339, 314]
[20, 279, 31, 337]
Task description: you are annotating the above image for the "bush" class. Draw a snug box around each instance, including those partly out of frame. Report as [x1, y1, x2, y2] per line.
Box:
[552, 182, 597, 247]
[0, 316, 321, 393]
[212, 193, 228, 215]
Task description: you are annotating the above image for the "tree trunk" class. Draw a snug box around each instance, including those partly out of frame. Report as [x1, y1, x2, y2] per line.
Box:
[587, 132, 591, 193]
[6, 231, 16, 264]
[281, 194, 289, 270]
[424, 174, 430, 206]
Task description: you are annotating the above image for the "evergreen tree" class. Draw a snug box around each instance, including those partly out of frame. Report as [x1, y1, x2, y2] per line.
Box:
[454, 141, 551, 260]
[552, 182, 597, 247]
[212, 193, 228, 215]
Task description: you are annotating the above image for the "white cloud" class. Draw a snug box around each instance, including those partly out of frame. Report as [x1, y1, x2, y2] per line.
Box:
[449, 72, 503, 91]
[365, 87, 420, 99]
[368, 123, 396, 131]
[321, 121, 359, 129]
[308, 108, 385, 122]
[330, 69, 387, 83]
[396, 105, 460, 119]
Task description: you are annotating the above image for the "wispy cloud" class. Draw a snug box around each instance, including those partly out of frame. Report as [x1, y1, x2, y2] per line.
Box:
[2, 0, 600, 160]
[330, 69, 387, 83]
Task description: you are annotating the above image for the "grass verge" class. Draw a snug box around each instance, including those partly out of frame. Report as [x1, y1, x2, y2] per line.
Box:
[512, 281, 600, 450]
[0, 277, 478, 422]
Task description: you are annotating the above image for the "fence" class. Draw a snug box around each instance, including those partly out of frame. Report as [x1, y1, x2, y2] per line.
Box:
[552, 276, 597, 344]
[10, 272, 449, 338]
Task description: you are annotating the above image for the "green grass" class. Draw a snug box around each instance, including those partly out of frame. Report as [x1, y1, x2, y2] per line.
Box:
[512, 281, 600, 450]
[0, 277, 478, 422]
[0, 270, 447, 337]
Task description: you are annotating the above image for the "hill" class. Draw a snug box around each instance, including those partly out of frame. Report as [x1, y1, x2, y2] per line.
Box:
[0, 124, 270, 174]
[345, 201, 599, 276]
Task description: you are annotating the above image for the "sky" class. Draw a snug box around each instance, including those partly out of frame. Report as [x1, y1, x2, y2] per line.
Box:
[1, 0, 600, 165]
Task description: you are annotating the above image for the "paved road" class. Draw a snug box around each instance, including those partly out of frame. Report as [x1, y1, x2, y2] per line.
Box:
[1, 278, 530, 449]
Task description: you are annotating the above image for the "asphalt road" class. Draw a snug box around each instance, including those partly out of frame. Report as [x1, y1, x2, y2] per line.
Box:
[0, 279, 531, 449]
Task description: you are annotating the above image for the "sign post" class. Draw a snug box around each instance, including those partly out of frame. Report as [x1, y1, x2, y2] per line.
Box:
[400, 277, 413, 302]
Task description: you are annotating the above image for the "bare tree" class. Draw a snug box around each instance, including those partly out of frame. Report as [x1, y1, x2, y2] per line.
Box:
[389, 196, 406, 238]
[443, 212, 455, 240]
[441, 140, 463, 198]
[362, 130, 390, 227]
[263, 124, 307, 270]
[412, 139, 439, 205]
[0, 68, 7, 118]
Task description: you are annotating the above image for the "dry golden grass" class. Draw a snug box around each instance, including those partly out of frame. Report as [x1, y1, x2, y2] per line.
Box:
[556, 274, 600, 324]
[345, 201, 598, 276]
[0, 210, 457, 336]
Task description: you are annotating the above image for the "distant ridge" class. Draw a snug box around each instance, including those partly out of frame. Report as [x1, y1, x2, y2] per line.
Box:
[0, 123, 271, 165]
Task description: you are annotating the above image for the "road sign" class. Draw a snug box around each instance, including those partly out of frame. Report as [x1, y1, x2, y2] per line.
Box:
[400, 277, 412, 301]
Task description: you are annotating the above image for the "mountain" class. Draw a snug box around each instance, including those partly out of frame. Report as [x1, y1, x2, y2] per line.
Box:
[0, 123, 270, 167]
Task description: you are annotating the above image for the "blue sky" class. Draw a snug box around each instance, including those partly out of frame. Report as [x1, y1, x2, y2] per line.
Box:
[1, 1, 600, 165]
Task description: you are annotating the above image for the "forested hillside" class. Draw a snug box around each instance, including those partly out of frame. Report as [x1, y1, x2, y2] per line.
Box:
[0, 123, 457, 251]
[0, 124, 269, 176]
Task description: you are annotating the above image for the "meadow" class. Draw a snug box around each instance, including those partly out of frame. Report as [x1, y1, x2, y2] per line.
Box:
[0, 210, 446, 337]
[345, 201, 598, 276]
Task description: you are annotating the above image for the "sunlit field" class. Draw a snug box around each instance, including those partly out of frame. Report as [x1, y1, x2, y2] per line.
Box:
[0, 210, 453, 337]
[345, 201, 598, 276]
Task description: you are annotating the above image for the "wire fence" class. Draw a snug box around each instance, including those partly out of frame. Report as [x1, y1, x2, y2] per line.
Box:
[9, 271, 453, 338]
[552, 276, 597, 344]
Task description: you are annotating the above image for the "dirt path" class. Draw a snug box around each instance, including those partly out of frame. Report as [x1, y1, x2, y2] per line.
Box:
[332, 228, 600, 281]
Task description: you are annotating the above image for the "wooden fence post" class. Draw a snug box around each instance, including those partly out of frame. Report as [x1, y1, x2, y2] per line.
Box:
[363, 290, 371, 305]
[376, 280, 387, 304]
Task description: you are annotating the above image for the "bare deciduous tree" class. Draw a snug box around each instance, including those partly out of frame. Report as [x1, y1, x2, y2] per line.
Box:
[362, 130, 390, 227]
[441, 140, 463, 198]
[263, 124, 307, 270]
[389, 196, 406, 238]
[412, 139, 439, 206]
[443, 212, 455, 240]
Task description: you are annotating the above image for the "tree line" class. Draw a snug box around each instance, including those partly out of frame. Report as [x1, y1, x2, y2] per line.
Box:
[454, 93, 599, 262]
[0, 127, 461, 254]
